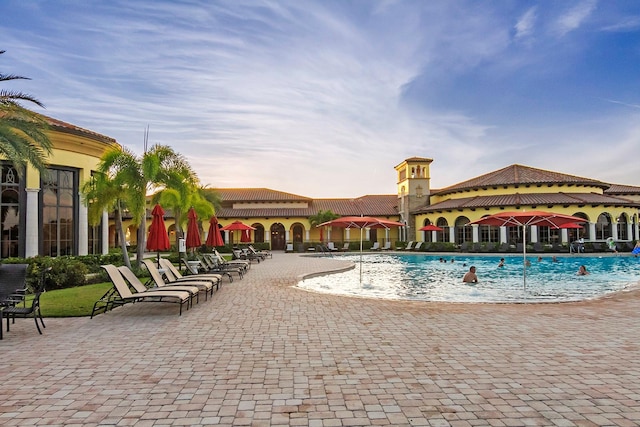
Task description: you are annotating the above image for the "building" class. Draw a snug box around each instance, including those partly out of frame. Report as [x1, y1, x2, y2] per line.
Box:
[1, 116, 118, 258]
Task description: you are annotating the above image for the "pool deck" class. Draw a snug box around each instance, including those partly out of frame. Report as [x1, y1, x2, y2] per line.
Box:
[1, 252, 639, 426]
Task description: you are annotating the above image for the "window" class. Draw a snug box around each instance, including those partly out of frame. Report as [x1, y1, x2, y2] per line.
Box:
[42, 168, 77, 256]
[0, 164, 21, 258]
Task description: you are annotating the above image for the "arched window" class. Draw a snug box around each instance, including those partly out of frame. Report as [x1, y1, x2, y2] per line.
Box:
[617, 213, 628, 240]
[292, 224, 303, 243]
[436, 217, 449, 242]
[252, 223, 265, 243]
[455, 216, 471, 244]
[572, 212, 590, 240]
[595, 213, 612, 240]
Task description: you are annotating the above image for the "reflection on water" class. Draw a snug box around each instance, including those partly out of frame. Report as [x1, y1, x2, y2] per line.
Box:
[298, 253, 640, 303]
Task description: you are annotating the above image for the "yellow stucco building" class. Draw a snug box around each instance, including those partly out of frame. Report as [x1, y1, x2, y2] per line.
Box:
[4, 113, 638, 256]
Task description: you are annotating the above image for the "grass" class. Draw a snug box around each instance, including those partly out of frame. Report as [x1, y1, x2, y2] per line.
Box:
[40, 282, 113, 317]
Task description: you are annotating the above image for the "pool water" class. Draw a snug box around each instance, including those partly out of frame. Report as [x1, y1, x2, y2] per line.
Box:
[298, 253, 640, 303]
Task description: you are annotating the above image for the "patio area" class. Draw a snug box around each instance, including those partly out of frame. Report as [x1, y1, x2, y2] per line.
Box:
[1, 253, 639, 426]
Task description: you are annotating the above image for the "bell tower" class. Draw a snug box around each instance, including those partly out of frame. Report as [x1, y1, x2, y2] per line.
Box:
[395, 157, 433, 240]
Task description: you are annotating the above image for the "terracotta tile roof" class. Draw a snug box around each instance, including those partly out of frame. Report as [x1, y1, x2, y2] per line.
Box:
[604, 184, 640, 194]
[395, 156, 433, 167]
[415, 192, 640, 213]
[42, 114, 117, 145]
[215, 194, 398, 219]
[213, 188, 311, 202]
[434, 164, 609, 195]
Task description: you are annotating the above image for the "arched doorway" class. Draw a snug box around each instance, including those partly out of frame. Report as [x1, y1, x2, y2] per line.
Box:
[617, 213, 628, 240]
[271, 223, 286, 250]
[436, 218, 449, 242]
[292, 224, 303, 244]
[252, 223, 265, 243]
[455, 216, 471, 244]
[595, 213, 612, 240]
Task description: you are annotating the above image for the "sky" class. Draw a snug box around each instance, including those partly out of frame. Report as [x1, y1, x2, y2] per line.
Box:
[1, 0, 640, 198]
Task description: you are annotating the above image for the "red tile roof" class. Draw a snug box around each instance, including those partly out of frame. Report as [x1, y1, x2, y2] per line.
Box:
[434, 164, 609, 195]
[43, 114, 117, 145]
[214, 188, 311, 202]
[415, 192, 640, 213]
[604, 184, 640, 194]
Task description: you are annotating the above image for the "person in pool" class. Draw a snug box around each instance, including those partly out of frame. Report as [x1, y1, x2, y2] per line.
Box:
[498, 258, 505, 268]
[577, 265, 590, 276]
[463, 266, 478, 283]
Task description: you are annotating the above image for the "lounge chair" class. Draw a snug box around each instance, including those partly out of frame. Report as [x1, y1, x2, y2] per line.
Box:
[381, 242, 392, 250]
[142, 260, 213, 299]
[327, 242, 339, 252]
[100, 265, 192, 316]
[159, 258, 222, 291]
[400, 241, 414, 251]
[233, 248, 261, 263]
[285, 243, 294, 253]
[340, 242, 350, 251]
[371, 242, 380, 251]
[121, 265, 202, 304]
[249, 245, 272, 258]
[213, 249, 251, 270]
[198, 254, 243, 280]
[413, 241, 423, 251]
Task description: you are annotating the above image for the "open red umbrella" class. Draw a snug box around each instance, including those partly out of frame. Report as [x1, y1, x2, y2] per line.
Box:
[419, 224, 443, 231]
[185, 207, 201, 250]
[469, 210, 586, 290]
[205, 216, 224, 247]
[318, 216, 404, 282]
[221, 221, 256, 245]
[146, 204, 170, 265]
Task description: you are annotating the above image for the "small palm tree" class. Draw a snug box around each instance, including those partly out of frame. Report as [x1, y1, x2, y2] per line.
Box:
[0, 50, 52, 176]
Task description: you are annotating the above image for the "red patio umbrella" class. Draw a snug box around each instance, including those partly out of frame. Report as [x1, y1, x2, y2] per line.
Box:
[419, 224, 443, 231]
[205, 216, 224, 247]
[221, 221, 256, 245]
[318, 216, 404, 282]
[469, 210, 586, 290]
[241, 229, 252, 243]
[146, 204, 170, 265]
[185, 207, 201, 250]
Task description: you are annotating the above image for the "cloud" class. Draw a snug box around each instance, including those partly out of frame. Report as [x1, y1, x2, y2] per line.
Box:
[515, 7, 537, 39]
[553, 0, 597, 37]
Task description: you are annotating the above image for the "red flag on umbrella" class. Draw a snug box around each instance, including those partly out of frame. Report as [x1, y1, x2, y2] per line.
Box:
[185, 207, 201, 249]
[205, 216, 224, 247]
[146, 204, 170, 252]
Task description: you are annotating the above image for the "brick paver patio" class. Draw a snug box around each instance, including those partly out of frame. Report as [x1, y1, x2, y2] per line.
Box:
[1, 253, 639, 426]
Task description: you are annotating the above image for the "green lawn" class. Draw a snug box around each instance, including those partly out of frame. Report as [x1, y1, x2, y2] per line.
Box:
[40, 282, 113, 317]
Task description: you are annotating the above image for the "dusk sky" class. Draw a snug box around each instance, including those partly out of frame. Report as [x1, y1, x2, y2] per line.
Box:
[2, 0, 639, 197]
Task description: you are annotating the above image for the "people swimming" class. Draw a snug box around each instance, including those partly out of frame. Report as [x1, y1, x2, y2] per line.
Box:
[463, 266, 478, 283]
[577, 265, 589, 276]
[498, 258, 505, 268]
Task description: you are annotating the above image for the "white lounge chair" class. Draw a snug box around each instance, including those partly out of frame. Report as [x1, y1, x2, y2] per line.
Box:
[371, 242, 380, 251]
[400, 241, 414, 251]
[413, 241, 424, 251]
[382, 242, 392, 250]
[327, 242, 339, 251]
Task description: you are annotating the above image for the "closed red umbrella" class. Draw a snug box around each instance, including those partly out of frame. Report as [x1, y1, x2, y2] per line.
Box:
[241, 229, 252, 243]
[205, 216, 224, 247]
[185, 207, 201, 250]
[146, 204, 170, 265]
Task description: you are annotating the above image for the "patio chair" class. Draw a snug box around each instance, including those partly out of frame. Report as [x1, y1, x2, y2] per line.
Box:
[120, 265, 201, 305]
[382, 242, 392, 250]
[249, 245, 272, 258]
[1, 267, 51, 339]
[285, 243, 294, 253]
[233, 248, 261, 263]
[371, 242, 380, 251]
[340, 242, 350, 251]
[0, 263, 29, 308]
[213, 249, 251, 270]
[413, 241, 424, 251]
[159, 258, 221, 293]
[400, 241, 414, 251]
[327, 242, 339, 252]
[100, 265, 192, 316]
[199, 254, 243, 280]
[142, 260, 212, 300]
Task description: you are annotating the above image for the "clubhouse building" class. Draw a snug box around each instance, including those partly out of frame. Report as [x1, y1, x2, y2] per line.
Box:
[3, 117, 639, 257]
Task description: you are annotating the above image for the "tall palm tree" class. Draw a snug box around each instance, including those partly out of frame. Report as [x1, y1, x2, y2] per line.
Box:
[309, 209, 340, 242]
[0, 50, 52, 176]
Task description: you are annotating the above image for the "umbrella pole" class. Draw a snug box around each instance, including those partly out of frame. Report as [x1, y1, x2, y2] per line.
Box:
[522, 225, 527, 292]
[359, 227, 363, 283]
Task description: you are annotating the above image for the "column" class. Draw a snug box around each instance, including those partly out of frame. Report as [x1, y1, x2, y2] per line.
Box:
[627, 222, 633, 241]
[25, 188, 40, 258]
[589, 223, 596, 240]
[305, 230, 309, 241]
[101, 211, 109, 254]
[78, 200, 88, 255]
[346, 229, 351, 241]
[448, 228, 455, 243]
[611, 221, 619, 240]
[561, 229, 568, 244]
[472, 224, 479, 243]
[431, 230, 437, 242]
[285, 230, 290, 242]
[500, 226, 507, 244]
[529, 225, 538, 243]
[365, 228, 370, 241]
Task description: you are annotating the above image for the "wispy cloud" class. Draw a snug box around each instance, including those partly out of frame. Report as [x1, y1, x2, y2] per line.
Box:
[515, 7, 537, 39]
[553, 0, 597, 37]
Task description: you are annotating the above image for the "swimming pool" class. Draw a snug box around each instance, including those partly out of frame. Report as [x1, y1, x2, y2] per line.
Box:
[297, 253, 640, 303]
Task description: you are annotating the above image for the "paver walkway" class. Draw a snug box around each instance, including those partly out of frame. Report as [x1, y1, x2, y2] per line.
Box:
[1, 253, 639, 426]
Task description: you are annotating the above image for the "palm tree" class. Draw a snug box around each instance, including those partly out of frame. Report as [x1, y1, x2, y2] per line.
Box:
[309, 209, 340, 243]
[0, 50, 52, 176]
